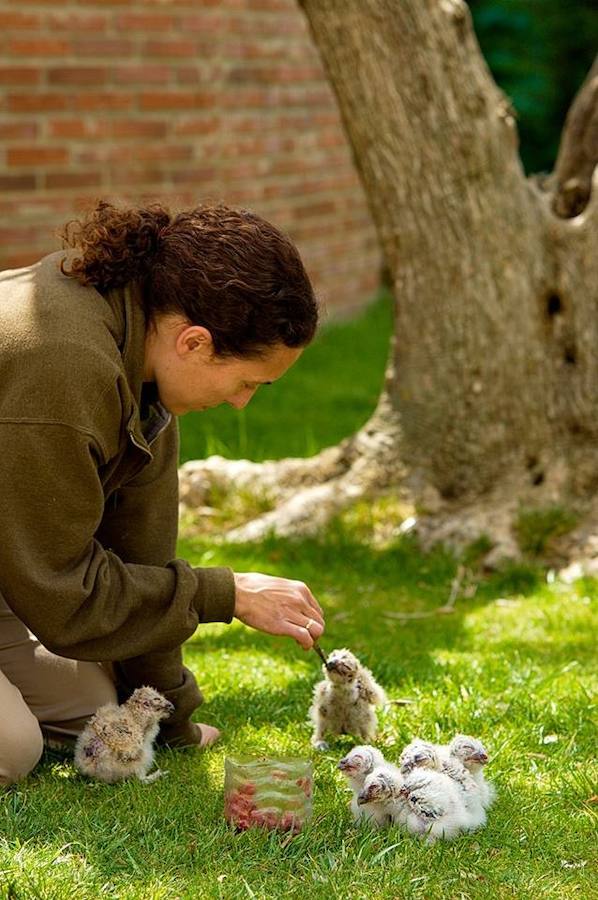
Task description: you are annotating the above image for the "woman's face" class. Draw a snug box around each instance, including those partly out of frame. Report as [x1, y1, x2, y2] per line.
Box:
[144, 315, 303, 416]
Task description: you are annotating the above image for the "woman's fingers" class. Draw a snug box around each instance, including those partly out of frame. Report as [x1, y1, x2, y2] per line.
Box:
[233, 572, 326, 649]
[287, 621, 314, 650]
[286, 613, 324, 649]
[297, 582, 324, 619]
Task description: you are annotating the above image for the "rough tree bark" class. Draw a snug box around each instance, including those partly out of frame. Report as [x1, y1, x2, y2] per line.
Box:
[179, 0, 598, 567]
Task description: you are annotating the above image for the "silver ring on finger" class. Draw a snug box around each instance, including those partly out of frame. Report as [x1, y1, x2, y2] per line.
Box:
[305, 618, 316, 634]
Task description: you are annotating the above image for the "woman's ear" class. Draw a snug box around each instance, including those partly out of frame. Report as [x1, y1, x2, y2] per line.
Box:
[176, 324, 213, 358]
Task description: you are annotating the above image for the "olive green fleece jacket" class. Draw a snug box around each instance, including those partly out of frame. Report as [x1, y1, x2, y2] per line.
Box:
[0, 252, 236, 745]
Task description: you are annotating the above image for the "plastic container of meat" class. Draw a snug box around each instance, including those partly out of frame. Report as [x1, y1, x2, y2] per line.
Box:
[224, 756, 313, 833]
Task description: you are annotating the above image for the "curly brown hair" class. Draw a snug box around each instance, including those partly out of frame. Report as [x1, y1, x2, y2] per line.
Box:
[60, 200, 319, 358]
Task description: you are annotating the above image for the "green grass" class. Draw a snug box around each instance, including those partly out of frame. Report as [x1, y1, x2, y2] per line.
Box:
[2, 292, 596, 899]
[1, 530, 596, 899]
[178, 290, 393, 463]
[516, 506, 580, 557]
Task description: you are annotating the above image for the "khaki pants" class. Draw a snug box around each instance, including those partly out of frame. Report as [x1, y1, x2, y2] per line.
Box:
[0, 595, 117, 785]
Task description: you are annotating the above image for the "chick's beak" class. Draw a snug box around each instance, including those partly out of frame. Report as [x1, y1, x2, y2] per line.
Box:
[164, 700, 175, 714]
[337, 759, 349, 771]
[468, 750, 488, 763]
[356, 791, 368, 806]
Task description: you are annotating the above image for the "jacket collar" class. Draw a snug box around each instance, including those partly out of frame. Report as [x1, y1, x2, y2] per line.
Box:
[102, 280, 171, 452]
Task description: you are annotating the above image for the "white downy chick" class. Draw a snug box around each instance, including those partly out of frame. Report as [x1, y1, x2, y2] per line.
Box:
[338, 744, 386, 793]
[448, 734, 496, 809]
[309, 648, 387, 751]
[74, 686, 174, 784]
[356, 763, 409, 828]
[338, 745, 388, 826]
[441, 758, 487, 830]
[399, 738, 446, 775]
[400, 769, 472, 842]
[399, 735, 492, 825]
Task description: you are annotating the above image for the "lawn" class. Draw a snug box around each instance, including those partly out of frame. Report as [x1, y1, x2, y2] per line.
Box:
[1, 294, 596, 900]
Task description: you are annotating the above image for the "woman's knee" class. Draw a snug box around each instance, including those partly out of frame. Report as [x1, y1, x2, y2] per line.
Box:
[0, 715, 43, 786]
[75, 661, 118, 714]
[29, 652, 118, 723]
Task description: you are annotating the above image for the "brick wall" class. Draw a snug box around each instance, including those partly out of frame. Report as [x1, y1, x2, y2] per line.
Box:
[0, 0, 381, 316]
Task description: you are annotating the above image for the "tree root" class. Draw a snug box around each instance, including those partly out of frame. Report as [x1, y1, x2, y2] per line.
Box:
[179, 398, 596, 576]
[178, 392, 404, 541]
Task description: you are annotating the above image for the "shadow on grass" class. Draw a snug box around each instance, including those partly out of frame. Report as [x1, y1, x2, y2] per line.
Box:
[184, 529, 548, 684]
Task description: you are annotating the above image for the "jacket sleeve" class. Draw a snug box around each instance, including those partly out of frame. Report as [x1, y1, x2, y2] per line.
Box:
[96, 417, 207, 742]
[0, 420, 236, 662]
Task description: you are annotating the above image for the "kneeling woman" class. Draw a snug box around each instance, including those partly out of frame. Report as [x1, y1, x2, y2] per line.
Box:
[0, 201, 325, 785]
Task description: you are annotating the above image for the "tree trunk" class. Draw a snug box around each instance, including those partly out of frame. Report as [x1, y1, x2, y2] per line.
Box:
[180, 0, 598, 564]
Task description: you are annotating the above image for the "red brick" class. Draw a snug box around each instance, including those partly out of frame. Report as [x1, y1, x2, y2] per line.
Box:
[228, 64, 322, 85]
[43, 171, 104, 190]
[139, 91, 217, 111]
[133, 144, 194, 163]
[173, 115, 221, 136]
[176, 66, 209, 86]
[48, 67, 108, 86]
[179, 13, 226, 32]
[76, 38, 135, 56]
[170, 166, 219, 185]
[44, 11, 108, 31]
[0, 12, 41, 29]
[115, 13, 177, 30]
[0, 197, 71, 217]
[0, 0, 380, 315]
[47, 120, 92, 139]
[221, 160, 269, 181]
[75, 144, 194, 164]
[8, 93, 69, 112]
[7, 147, 69, 167]
[107, 166, 170, 186]
[102, 121, 169, 139]
[9, 39, 71, 56]
[0, 224, 46, 244]
[220, 185, 267, 205]
[249, 0, 294, 10]
[112, 65, 173, 86]
[73, 0, 131, 5]
[71, 93, 135, 112]
[3, 251, 48, 269]
[0, 173, 37, 192]
[0, 67, 41, 86]
[0, 122, 39, 140]
[294, 200, 337, 220]
[221, 89, 271, 109]
[143, 39, 198, 57]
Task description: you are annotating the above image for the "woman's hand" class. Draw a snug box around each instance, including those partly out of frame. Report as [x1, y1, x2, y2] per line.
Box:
[233, 572, 325, 650]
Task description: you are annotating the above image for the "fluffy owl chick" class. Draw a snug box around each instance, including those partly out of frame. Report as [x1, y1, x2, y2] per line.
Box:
[338, 745, 386, 793]
[74, 686, 174, 784]
[400, 769, 473, 842]
[399, 738, 447, 775]
[400, 735, 491, 823]
[441, 758, 487, 830]
[338, 746, 389, 826]
[309, 648, 387, 751]
[448, 734, 496, 809]
[357, 764, 409, 828]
